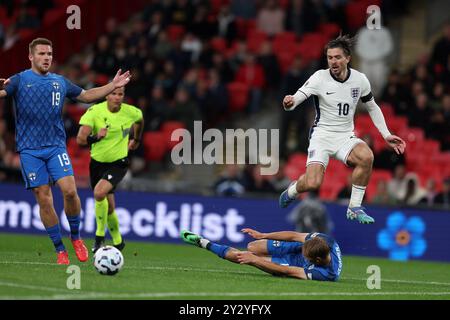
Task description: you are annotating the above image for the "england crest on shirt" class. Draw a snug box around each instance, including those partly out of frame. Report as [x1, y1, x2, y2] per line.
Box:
[351, 87, 360, 103]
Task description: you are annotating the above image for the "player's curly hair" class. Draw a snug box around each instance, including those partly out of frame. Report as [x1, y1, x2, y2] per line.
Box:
[325, 34, 356, 57]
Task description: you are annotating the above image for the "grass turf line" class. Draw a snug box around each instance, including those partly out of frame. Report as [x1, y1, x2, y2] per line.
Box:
[0, 233, 449, 300]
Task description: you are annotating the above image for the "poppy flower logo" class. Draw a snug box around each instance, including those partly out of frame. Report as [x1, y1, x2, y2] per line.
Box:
[377, 212, 427, 261]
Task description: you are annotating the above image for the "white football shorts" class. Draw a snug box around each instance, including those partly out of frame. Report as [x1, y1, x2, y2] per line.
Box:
[306, 128, 365, 169]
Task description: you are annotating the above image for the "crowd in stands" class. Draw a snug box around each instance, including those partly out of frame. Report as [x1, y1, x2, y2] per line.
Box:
[0, 0, 55, 50]
[381, 23, 450, 151]
[0, 0, 448, 210]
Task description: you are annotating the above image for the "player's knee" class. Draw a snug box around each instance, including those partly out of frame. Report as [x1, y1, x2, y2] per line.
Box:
[306, 177, 322, 191]
[247, 241, 257, 253]
[62, 188, 78, 201]
[359, 149, 374, 167]
[247, 240, 265, 254]
[33, 188, 52, 206]
[93, 188, 107, 201]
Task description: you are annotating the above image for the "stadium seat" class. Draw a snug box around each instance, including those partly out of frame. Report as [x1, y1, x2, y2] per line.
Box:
[319, 23, 340, 39]
[388, 116, 408, 134]
[166, 25, 186, 43]
[235, 17, 248, 38]
[295, 41, 322, 62]
[246, 29, 268, 53]
[433, 152, 450, 176]
[301, 32, 328, 48]
[417, 167, 443, 189]
[43, 8, 65, 26]
[227, 82, 250, 112]
[224, 40, 239, 59]
[400, 127, 425, 152]
[278, 0, 290, 9]
[319, 178, 344, 201]
[371, 134, 386, 154]
[272, 31, 297, 46]
[17, 28, 35, 40]
[345, 1, 368, 31]
[54, 0, 82, 7]
[210, 0, 228, 15]
[95, 74, 109, 86]
[66, 104, 87, 123]
[380, 103, 395, 119]
[287, 152, 308, 167]
[245, 19, 257, 36]
[0, 7, 18, 28]
[404, 127, 425, 143]
[161, 121, 186, 150]
[354, 114, 375, 136]
[405, 151, 428, 172]
[210, 37, 227, 52]
[370, 169, 392, 185]
[276, 51, 296, 74]
[327, 159, 351, 180]
[143, 132, 168, 162]
[67, 137, 80, 159]
[423, 140, 441, 154]
[71, 150, 90, 177]
[272, 38, 297, 56]
[284, 163, 303, 181]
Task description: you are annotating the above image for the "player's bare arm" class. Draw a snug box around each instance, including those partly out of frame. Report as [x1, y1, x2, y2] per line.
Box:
[76, 69, 131, 103]
[236, 251, 308, 279]
[77, 125, 107, 146]
[128, 119, 144, 151]
[0, 78, 10, 98]
[242, 228, 308, 242]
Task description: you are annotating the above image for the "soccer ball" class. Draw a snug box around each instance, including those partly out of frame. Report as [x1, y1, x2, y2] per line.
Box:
[93, 246, 124, 275]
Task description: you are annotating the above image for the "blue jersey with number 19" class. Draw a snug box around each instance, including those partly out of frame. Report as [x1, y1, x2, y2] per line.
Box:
[5, 69, 83, 151]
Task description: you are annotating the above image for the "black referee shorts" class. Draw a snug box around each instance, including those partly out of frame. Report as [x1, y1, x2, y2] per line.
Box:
[89, 157, 129, 193]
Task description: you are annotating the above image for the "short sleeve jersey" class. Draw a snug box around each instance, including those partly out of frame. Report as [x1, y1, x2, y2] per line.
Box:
[297, 68, 373, 133]
[4, 69, 82, 151]
[79, 101, 143, 163]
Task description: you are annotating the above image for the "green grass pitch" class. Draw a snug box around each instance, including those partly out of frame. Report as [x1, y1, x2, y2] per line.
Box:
[0, 233, 449, 300]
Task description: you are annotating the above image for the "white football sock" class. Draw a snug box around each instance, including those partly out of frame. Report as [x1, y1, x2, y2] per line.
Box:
[200, 238, 210, 249]
[287, 181, 299, 198]
[349, 184, 366, 208]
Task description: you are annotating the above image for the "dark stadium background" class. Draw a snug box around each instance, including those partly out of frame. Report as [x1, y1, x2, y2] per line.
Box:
[1, 0, 449, 263]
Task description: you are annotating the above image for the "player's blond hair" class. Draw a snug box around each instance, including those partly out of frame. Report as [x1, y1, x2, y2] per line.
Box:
[29, 38, 53, 54]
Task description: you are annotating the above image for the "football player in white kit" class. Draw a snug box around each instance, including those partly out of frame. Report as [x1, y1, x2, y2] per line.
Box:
[279, 35, 406, 224]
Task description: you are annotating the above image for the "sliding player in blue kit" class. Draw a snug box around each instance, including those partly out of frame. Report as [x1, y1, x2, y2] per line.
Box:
[182, 228, 342, 281]
[0, 38, 131, 264]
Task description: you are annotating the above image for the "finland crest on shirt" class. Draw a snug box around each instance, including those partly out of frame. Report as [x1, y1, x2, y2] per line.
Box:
[297, 68, 373, 134]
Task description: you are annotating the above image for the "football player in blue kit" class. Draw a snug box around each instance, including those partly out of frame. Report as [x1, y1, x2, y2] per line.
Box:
[0, 38, 131, 264]
[182, 228, 342, 281]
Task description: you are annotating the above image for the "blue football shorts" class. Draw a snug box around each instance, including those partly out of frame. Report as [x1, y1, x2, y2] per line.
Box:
[267, 240, 306, 267]
[19, 146, 74, 189]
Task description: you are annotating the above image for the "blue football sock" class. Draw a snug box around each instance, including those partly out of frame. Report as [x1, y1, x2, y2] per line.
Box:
[66, 215, 81, 240]
[207, 242, 231, 259]
[45, 224, 66, 252]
